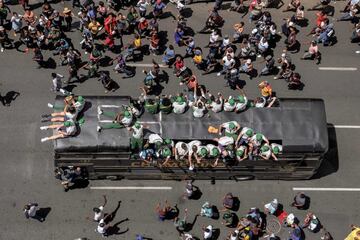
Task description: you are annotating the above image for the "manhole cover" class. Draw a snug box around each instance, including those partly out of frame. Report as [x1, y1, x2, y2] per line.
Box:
[266, 217, 281, 234]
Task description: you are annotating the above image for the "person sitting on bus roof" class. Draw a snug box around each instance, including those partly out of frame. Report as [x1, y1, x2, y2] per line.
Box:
[148, 133, 163, 149]
[259, 143, 272, 160]
[140, 145, 156, 164]
[219, 121, 241, 140]
[214, 136, 235, 152]
[235, 145, 248, 162]
[140, 87, 159, 114]
[172, 95, 188, 114]
[191, 99, 206, 118]
[40, 120, 77, 142]
[159, 95, 173, 114]
[41, 106, 77, 123]
[129, 99, 144, 118]
[187, 140, 201, 171]
[195, 145, 209, 164]
[48, 96, 86, 115]
[235, 127, 254, 146]
[205, 92, 223, 113]
[235, 89, 248, 113]
[206, 143, 221, 167]
[175, 141, 189, 160]
[249, 133, 270, 153]
[97, 109, 133, 132]
[157, 146, 173, 167]
[224, 96, 236, 112]
[270, 143, 282, 161]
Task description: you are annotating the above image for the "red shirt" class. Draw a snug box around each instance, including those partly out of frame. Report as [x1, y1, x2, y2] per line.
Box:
[316, 12, 327, 27]
[175, 60, 184, 70]
[104, 16, 116, 34]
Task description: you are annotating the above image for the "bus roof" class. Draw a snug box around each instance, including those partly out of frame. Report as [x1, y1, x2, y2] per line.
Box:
[54, 96, 328, 154]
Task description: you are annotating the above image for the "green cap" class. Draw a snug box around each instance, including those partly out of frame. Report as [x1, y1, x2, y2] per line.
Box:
[256, 133, 263, 141]
[246, 129, 253, 136]
[162, 147, 171, 157]
[199, 148, 208, 157]
[78, 118, 85, 125]
[164, 138, 171, 145]
[77, 96, 84, 103]
[134, 122, 141, 129]
[176, 96, 185, 104]
[238, 95, 245, 103]
[236, 149, 244, 156]
[64, 121, 72, 127]
[211, 148, 220, 157]
[273, 146, 280, 154]
[124, 111, 131, 118]
[229, 122, 236, 130]
[261, 145, 270, 152]
[228, 98, 235, 106]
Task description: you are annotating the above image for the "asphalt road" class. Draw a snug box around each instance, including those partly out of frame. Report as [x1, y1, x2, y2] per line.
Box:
[0, 0, 360, 239]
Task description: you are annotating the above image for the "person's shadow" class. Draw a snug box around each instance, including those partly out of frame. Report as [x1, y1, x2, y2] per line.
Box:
[36, 207, 51, 222]
[105, 201, 122, 223]
[0, 91, 20, 106]
[185, 214, 199, 232]
[107, 218, 130, 236]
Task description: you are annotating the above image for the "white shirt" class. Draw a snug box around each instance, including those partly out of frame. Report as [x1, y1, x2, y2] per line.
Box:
[204, 225, 213, 239]
[149, 133, 163, 144]
[188, 140, 201, 154]
[239, 127, 253, 140]
[175, 141, 188, 158]
[224, 102, 236, 112]
[52, 74, 64, 89]
[210, 100, 223, 113]
[221, 121, 240, 134]
[94, 206, 104, 221]
[209, 33, 219, 43]
[235, 97, 248, 112]
[65, 122, 77, 136]
[26, 205, 37, 217]
[193, 105, 205, 118]
[260, 144, 271, 159]
[131, 125, 144, 139]
[173, 101, 186, 114]
[121, 115, 133, 126]
[250, 134, 266, 147]
[218, 136, 234, 146]
[206, 144, 220, 157]
[97, 219, 107, 234]
[137, 0, 149, 11]
[74, 100, 85, 113]
[222, 56, 235, 67]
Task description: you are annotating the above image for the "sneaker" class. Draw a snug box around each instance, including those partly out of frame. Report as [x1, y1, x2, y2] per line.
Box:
[273, 76, 278, 79]
[40, 126, 48, 130]
[41, 118, 49, 123]
[356, 50, 360, 54]
[97, 126, 102, 132]
[189, 165, 194, 171]
[257, 54, 262, 58]
[217, 72, 221, 76]
[47, 103, 54, 108]
[41, 137, 48, 142]
[41, 114, 50, 118]
[0, 48, 4, 52]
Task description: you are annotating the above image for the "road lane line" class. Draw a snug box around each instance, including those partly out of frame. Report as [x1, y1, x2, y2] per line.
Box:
[127, 63, 168, 68]
[329, 125, 360, 129]
[90, 186, 173, 190]
[293, 187, 360, 191]
[318, 67, 357, 71]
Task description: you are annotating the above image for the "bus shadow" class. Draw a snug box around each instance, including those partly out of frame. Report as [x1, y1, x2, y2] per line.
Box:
[312, 124, 339, 179]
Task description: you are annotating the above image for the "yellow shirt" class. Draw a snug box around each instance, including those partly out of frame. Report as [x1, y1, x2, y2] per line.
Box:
[261, 86, 272, 97]
[193, 55, 202, 64]
[345, 227, 360, 240]
[134, 38, 141, 48]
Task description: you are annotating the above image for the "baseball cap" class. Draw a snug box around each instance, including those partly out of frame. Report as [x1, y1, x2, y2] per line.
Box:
[246, 129, 253, 136]
[256, 133, 263, 141]
[199, 148, 208, 157]
[134, 122, 141, 129]
[238, 95, 245, 103]
[164, 138, 172, 145]
[236, 148, 244, 156]
[162, 147, 171, 157]
[273, 146, 280, 154]
[228, 98, 235, 106]
[229, 122, 236, 129]
[260, 145, 270, 152]
[124, 111, 131, 117]
[64, 121, 72, 127]
[77, 96, 84, 103]
[211, 147, 220, 157]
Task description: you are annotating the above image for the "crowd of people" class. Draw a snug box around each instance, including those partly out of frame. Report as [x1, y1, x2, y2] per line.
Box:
[1, 0, 358, 238]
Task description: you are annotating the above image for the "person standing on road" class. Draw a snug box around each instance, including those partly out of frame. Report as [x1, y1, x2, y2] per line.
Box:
[24, 203, 44, 222]
[51, 73, 64, 92]
[93, 195, 107, 222]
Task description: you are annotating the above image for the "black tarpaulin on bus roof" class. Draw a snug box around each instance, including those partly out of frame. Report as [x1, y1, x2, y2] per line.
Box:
[54, 96, 328, 153]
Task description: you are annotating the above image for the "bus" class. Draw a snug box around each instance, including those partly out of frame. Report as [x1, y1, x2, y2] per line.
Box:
[53, 96, 328, 181]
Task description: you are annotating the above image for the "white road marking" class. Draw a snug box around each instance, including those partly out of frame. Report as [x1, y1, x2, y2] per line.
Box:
[293, 187, 360, 191]
[318, 67, 357, 71]
[330, 125, 360, 129]
[127, 63, 168, 68]
[90, 186, 173, 190]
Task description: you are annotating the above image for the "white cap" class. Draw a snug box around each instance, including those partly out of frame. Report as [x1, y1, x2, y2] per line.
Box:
[281, 53, 286, 58]
[288, 21, 294, 27]
[246, 59, 251, 64]
[251, 28, 258, 34]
